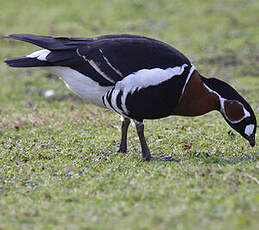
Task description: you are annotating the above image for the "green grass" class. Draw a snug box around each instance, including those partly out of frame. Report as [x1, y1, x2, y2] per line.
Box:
[0, 0, 259, 229]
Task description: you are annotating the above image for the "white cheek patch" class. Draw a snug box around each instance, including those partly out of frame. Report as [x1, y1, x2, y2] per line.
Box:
[245, 124, 254, 136]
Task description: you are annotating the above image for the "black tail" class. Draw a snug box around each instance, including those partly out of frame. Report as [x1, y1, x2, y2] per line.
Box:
[4, 33, 82, 68]
[4, 34, 76, 50]
[4, 56, 50, 68]
[3, 33, 70, 68]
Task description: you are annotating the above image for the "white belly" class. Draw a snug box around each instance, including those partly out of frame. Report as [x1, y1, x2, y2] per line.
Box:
[47, 66, 112, 107]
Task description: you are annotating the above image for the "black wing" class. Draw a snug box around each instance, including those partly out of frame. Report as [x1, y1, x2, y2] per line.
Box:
[5, 34, 192, 86]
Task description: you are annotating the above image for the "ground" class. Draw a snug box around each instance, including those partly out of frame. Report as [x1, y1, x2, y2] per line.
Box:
[0, 0, 258, 229]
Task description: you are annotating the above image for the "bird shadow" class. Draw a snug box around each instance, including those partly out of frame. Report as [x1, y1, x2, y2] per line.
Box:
[189, 151, 258, 165]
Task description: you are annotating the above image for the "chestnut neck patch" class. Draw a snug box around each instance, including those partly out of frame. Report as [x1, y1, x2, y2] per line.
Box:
[224, 100, 245, 122]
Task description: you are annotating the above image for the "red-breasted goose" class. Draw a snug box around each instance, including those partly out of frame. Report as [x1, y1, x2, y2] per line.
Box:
[4, 34, 257, 161]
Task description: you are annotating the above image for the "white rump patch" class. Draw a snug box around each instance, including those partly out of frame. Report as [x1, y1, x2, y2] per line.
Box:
[245, 124, 254, 136]
[27, 49, 51, 61]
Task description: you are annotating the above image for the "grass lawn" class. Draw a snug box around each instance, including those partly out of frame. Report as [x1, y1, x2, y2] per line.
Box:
[0, 0, 259, 229]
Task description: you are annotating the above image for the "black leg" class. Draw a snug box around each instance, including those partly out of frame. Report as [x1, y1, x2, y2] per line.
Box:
[118, 117, 130, 153]
[134, 120, 175, 161]
[134, 120, 152, 161]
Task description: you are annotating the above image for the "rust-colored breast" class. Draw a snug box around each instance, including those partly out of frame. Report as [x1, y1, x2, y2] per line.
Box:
[173, 71, 220, 116]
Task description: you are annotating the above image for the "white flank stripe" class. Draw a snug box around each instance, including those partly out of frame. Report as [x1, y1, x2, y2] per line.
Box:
[120, 64, 188, 92]
[47, 66, 112, 107]
[27, 49, 51, 61]
[103, 92, 113, 110]
[116, 64, 188, 114]
[110, 89, 123, 114]
[245, 124, 254, 136]
[121, 100, 129, 115]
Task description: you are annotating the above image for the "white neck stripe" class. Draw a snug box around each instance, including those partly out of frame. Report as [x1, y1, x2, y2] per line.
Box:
[203, 83, 250, 123]
[180, 65, 196, 99]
